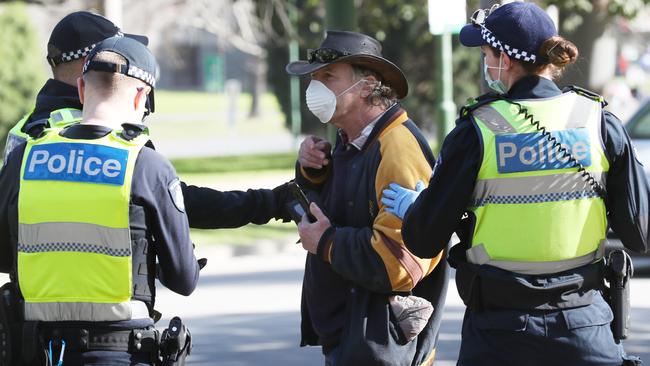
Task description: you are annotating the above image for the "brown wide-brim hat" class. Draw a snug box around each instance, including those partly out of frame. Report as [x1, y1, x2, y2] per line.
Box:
[286, 30, 408, 99]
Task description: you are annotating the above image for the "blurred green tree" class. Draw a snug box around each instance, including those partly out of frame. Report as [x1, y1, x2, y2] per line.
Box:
[256, 0, 649, 136]
[0, 2, 44, 151]
[257, 0, 481, 137]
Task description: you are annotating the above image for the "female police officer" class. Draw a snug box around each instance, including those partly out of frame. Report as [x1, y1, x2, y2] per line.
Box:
[381, 2, 648, 365]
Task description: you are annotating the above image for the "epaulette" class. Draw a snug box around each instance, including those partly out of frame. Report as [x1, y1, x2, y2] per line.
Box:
[24, 118, 49, 139]
[562, 85, 608, 108]
[120, 123, 147, 141]
[459, 92, 503, 118]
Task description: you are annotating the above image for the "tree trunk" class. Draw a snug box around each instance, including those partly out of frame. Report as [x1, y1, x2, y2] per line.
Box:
[249, 55, 264, 118]
[556, 9, 608, 90]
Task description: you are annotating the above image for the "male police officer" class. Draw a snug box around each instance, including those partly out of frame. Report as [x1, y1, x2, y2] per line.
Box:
[3, 10, 291, 232]
[4, 11, 148, 159]
[0, 36, 200, 365]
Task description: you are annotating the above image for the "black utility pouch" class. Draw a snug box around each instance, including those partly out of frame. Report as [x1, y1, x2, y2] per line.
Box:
[605, 250, 633, 342]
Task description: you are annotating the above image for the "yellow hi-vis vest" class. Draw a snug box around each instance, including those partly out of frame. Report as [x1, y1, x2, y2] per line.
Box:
[4, 108, 83, 160]
[17, 126, 149, 321]
[466, 92, 609, 275]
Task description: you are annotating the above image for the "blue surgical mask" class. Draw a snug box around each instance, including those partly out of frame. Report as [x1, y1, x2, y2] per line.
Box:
[483, 53, 507, 94]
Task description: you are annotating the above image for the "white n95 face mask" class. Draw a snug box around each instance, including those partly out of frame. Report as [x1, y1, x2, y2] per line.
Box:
[305, 79, 366, 123]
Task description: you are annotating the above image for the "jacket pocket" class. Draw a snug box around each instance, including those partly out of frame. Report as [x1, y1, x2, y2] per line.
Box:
[562, 299, 613, 330]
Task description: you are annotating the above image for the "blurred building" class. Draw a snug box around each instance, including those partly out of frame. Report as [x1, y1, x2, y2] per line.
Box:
[23, 0, 263, 94]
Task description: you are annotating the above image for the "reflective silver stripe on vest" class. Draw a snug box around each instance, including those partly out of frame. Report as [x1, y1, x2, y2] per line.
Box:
[3, 133, 26, 160]
[466, 240, 607, 275]
[472, 105, 516, 134]
[24, 300, 150, 322]
[471, 172, 606, 207]
[19, 222, 131, 255]
[50, 109, 82, 124]
[566, 95, 601, 129]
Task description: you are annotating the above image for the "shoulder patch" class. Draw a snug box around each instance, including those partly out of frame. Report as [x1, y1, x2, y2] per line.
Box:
[168, 178, 185, 212]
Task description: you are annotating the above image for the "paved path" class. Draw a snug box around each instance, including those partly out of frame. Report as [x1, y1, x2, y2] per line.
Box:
[152, 245, 650, 366]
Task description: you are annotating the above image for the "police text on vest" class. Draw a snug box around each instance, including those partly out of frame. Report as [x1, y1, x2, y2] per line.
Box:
[495, 129, 592, 173]
[23, 143, 129, 186]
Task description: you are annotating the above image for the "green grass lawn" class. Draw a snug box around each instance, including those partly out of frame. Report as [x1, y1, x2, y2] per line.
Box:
[154, 90, 280, 115]
[148, 90, 289, 142]
[171, 153, 295, 174]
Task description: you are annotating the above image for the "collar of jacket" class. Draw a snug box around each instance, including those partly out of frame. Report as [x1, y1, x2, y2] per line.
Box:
[27, 79, 83, 129]
[360, 103, 408, 151]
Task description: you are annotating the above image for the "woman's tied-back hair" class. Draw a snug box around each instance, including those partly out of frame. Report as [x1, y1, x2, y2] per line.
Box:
[489, 35, 579, 80]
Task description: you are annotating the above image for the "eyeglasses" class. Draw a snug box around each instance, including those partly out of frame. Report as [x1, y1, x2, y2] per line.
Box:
[307, 48, 351, 64]
[471, 3, 500, 27]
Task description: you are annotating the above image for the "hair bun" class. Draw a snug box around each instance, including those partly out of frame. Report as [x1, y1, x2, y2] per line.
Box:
[541, 36, 578, 68]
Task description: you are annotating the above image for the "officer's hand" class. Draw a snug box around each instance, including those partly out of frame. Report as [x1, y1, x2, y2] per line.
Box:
[298, 202, 331, 254]
[381, 181, 426, 220]
[299, 136, 332, 169]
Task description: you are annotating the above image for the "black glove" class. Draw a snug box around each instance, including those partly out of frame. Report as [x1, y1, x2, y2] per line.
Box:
[197, 258, 208, 270]
[272, 181, 293, 222]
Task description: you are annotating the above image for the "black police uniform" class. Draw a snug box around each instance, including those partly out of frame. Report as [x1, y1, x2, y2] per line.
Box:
[401, 76, 649, 366]
[0, 124, 200, 365]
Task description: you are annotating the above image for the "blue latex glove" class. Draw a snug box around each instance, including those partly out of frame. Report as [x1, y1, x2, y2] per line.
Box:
[381, 181, 425, 220]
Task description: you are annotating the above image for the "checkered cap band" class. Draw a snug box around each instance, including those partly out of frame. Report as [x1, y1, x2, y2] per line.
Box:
[470, 190, 599, 207]
[480, 27, 537, 63]
[18, 242, 131, 257]
[61, 44, 96, 62]
[58, 31, 125, 64]
[127, 65, 156, 87]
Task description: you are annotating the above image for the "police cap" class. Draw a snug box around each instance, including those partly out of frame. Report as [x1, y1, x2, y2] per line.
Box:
[83, 36, 159, 113]
[47, 11, 148, 67]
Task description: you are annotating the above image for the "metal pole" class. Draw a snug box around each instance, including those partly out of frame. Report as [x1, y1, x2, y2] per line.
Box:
[434, 32, 456, 149]
[103, 0, 123, 27]
[324, 0, 357, 142]
[289, 3, 302, 148]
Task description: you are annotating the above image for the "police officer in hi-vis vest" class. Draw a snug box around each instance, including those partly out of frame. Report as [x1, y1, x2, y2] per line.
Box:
[3, 10, 293, 242]
[381, 2, 648, 365]
[0, 36, 200, 365]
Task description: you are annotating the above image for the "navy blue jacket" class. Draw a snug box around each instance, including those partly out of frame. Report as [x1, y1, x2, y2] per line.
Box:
[21, 79, 83, 134]
[403, 76, 650, 258]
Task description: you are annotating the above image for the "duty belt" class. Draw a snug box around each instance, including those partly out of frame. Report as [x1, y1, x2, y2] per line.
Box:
[38, 326, 158, 353]
[449, 243, 606, 311]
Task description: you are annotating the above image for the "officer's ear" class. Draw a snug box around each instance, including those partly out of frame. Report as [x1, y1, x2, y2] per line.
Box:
[77, 77, 86, 105]
[501, 51, 513, 71]
[134, 86, 150, 112]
